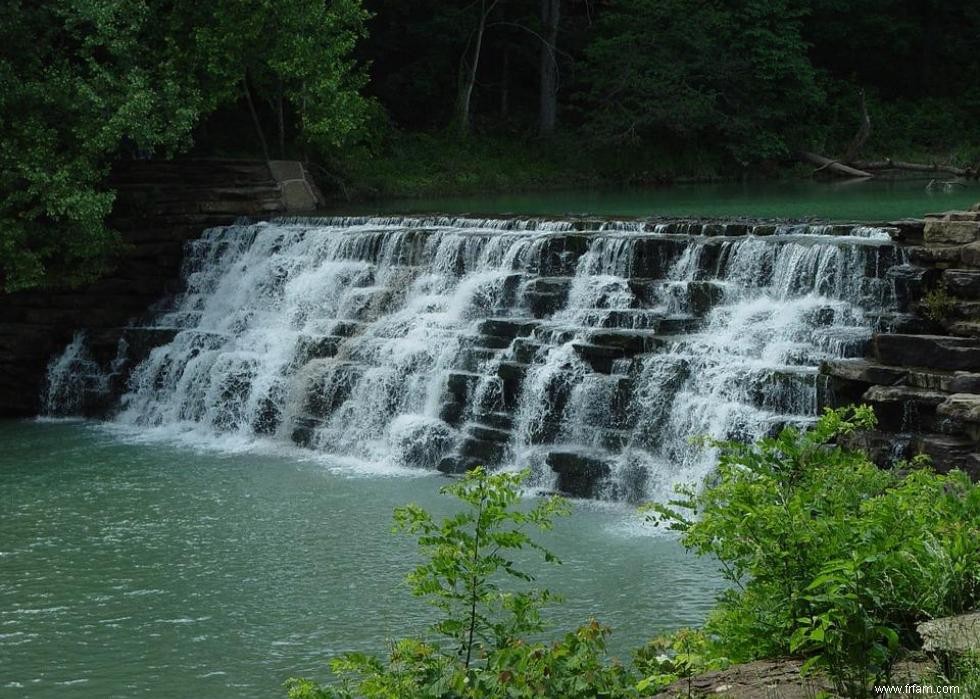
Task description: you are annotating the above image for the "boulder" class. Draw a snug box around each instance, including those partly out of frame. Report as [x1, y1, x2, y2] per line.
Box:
[436, 455, 481, 475]
[924, 220, 980, 245]
[290, 415, 323, 447]
[546, 451, 611, 499]
[873, 334, 980, 371]
[917, 612, 980, 654]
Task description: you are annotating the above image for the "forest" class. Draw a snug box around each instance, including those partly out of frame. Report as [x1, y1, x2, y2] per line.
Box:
[2, 0, 979, 291]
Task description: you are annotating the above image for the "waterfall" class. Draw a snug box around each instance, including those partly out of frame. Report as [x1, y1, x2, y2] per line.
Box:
[42, 216, 904, 501]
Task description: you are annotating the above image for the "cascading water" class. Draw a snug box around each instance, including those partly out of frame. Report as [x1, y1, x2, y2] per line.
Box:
[43, 216, 905, 501]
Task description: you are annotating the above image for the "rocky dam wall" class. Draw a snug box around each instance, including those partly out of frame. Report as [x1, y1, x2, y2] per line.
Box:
[3, 174, 978, 499]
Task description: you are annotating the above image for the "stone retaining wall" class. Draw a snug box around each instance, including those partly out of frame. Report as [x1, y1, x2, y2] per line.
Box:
[0, 158, 320, 417]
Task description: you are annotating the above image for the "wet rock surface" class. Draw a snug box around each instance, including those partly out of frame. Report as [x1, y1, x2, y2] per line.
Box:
[819, 206, 980, 476]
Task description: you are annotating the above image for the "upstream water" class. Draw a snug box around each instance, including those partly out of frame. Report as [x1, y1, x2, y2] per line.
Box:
[0, 419, 721, 698]
[338, 179, 980, 221]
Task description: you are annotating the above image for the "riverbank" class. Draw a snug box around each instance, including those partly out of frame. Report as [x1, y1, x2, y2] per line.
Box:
[318, 132, 979, 203]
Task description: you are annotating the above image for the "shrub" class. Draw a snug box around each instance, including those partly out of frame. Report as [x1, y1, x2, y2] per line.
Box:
[923, 284, 955, 322]
[650, 406, 980, 697]
[285, 467, 641, 698]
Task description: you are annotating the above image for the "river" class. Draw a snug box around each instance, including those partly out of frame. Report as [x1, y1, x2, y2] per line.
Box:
[0, 420, 721, 698]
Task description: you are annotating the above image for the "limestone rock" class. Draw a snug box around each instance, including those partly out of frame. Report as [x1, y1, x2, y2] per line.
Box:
[821, 359, 907, 385]
[938, 393, 980, 426]
[916, 434, 980, 478]
[873, 334, 980, 371]
[924, 220, 980, 245]
[943, 269, 980, 299]
[917, 612, 980, 653]
[863, 384, 947, 406]
[960, 241, 980, 267]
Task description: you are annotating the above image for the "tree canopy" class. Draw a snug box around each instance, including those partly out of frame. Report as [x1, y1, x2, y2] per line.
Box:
[3, 0, 979, 291]
[0, 0, 369, 292]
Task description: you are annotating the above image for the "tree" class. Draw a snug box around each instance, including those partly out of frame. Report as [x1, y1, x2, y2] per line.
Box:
[455, 0, 500, 136]
[0, 0, 204, 292]
[537, 0, 560, 136]
[578, 0, 821, 162]
[0, 0, 371, 293]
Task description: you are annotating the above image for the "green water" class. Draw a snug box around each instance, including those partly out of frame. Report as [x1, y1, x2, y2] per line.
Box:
[0, 421, 722, 698]
[338, 179, 980, 221]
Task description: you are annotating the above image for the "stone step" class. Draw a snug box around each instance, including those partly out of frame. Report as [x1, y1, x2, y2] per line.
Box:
[456, 347, 498, 372]
[871, 312, 942, 335]
[937, 394, 980, 440]
[943, 269, 980, 299]
[571, 343, 626, 374]
[332, 321, 365, 337]
[862, 385, 948, 432]
[468, 333, 514, 350]
[496, 361, 527, 401]
[295, 334, 342, 362]
[457, 437, 509, 465]
[886, 265, 940, 309]
[474, 411, 514, 430]
[588, 330, 665, 355]
[290, 415, 323, 447]
[873, 334, 980, 371]
[466, 423, 512, 443]
[915, 434, 980, 478]
[444, 371, 482, 402]
[476, 319, 539, 339]
[512, 338, 545, 364]
[546, 450, 611, 499]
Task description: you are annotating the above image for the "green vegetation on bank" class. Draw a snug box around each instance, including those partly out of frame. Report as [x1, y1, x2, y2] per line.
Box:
[3, 1, 980, 291]
[0, 0, 369, 292]
[287, 408, 980, 698]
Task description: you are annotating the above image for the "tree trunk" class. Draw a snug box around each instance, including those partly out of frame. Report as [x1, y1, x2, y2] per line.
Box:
[242, 73, 271, 162]
[276, 78, 286, 159]
[500, 47, 510, 118]
[537, 0, 560, 137]
[798, 151, 873, 178]
[842, 89, 870, 163]
[455, 0, 497, 137]
[851, 159, 976, 178]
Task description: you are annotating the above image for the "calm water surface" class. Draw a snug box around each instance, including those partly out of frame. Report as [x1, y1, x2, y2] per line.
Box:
[337, 179, 980, 221]
[0, 420, 722, 698]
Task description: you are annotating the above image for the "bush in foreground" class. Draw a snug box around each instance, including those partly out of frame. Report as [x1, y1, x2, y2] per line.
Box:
[289, 408, 980, 698]
[652, 406, 980, 697]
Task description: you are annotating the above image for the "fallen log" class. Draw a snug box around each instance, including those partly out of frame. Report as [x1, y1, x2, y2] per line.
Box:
[798, 151, 874, 178]
[851, 159, 977, 178]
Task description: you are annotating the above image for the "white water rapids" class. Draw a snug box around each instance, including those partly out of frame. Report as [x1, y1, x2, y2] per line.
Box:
[44, 216, 904, 501]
